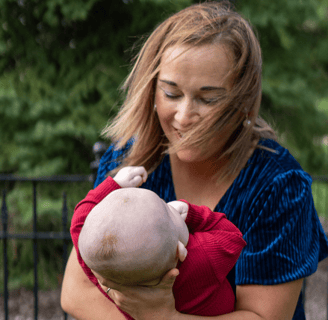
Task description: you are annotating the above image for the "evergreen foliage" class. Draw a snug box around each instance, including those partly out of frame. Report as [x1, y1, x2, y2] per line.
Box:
[0, 0, 327, 176]
[236, 0, 328, 174]
[0, 0, 189, 175]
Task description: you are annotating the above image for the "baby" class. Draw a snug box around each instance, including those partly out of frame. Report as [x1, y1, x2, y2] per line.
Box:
[78, 167, 189, 286]
[71, 166, 246, 317]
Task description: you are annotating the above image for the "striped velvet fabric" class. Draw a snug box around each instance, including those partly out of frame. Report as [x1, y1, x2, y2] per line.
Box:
[95, 139, 328, 319]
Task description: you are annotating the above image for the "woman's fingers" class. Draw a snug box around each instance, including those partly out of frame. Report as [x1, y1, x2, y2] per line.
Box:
[102, 269, 179, 320]
[104, 268, 179, 295]
[107, 287, 117, 301]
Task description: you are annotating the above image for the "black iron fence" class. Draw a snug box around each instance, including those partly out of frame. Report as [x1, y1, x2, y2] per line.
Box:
[0, 142, 107, 320]
[0, 152, 327, 319]
[0, 174, 93, 320]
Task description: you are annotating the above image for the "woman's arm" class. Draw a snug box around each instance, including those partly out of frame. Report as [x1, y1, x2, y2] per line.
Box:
[175, 279, 303, 319]
[234, 279, 304, 320]
[61, 247, 126, 320]
[105, 272, 303, 320]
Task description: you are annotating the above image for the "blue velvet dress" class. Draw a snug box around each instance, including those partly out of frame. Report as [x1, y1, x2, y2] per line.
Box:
[95, 139, 328, 319]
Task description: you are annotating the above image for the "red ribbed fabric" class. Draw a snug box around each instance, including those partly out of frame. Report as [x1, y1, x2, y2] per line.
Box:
[70, 177, 246, 319]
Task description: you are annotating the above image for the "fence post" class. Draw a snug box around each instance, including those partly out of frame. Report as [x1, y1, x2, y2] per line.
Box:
[32, 182, 39, 320]
[2, 190, 9, 320]
[90, 142, 108, 182]
[62, 192, 68, 320]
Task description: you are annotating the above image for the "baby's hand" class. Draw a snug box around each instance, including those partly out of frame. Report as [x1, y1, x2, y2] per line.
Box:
[167, 201, 188, 221]
[113, 166, 148, 188]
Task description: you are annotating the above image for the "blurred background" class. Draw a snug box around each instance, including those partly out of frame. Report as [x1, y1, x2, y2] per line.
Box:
[0, 0, 327, 318]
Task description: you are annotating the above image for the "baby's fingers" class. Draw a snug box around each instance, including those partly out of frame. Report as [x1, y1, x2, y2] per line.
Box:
[141, 169, 148, 183]
[130, 175, 143, 187]
[132, 166, 148, 183]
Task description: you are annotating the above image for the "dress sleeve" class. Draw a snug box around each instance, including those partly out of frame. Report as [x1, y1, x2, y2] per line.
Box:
[181, 201, 246, 282]
[70, 177, 121, 286]
[236, 170, 328, 285]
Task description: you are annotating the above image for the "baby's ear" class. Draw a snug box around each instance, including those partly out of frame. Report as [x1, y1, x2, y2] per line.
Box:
[176, 241, 188, 262]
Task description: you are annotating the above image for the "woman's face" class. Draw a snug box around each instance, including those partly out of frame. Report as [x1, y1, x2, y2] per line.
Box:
[155, 43, 234, 163]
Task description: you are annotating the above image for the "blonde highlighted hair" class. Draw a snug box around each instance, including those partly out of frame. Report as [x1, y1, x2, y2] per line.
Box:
[102, 1, 277, 183]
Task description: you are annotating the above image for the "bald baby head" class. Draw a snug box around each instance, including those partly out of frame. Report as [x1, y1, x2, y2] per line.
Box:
[79, 188, 187, 285]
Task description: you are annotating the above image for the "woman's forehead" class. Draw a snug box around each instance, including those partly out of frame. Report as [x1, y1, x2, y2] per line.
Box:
[159, 44, 233, 89]
[161, 43, 230, 64]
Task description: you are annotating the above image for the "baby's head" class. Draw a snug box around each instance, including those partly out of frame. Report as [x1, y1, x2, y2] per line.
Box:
[79, 188, 188, 286]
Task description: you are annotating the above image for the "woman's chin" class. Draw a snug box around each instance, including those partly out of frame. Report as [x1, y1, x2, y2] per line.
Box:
[175, 149, 205, 163]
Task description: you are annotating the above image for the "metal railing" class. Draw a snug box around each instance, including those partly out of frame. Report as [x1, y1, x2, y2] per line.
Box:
[0, 174, 93, 320]
[0, 142, 107, 320]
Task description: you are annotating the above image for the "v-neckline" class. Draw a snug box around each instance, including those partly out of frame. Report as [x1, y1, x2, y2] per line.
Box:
[164, 154, 236, 212]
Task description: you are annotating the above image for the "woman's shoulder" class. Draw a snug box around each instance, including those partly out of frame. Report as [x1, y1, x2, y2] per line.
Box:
[234, 140, 328, 285]
[231, 139, 314, 214]
[244, 139, 312, 188]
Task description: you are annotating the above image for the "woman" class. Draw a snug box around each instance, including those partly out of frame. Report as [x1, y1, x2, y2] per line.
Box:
[61, 2, 328, 319]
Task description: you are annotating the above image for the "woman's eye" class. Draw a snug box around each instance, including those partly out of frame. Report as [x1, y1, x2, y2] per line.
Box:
[202, 98, 219, 105]
[164, 92, 180, 100]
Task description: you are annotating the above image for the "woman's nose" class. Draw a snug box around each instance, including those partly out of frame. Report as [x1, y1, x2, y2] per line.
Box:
[174, 99, 200, 128]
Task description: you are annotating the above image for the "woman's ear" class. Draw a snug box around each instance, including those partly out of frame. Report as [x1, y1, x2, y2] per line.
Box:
[176, 241, 188, 262]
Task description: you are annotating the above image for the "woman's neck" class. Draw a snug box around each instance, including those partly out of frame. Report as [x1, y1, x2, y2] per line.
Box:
[169, 153, 234, 210]
[169, 153, 229, 182]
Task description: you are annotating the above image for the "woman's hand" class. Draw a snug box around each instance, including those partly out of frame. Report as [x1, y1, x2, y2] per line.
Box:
[61, 248, 126, 320]
[100, 268, 180, 320]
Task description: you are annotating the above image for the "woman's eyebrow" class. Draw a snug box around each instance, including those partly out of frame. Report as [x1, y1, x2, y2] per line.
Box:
[159, 79, 177, 87]
[159, 79, 226, 92]
[200, 86, 226, 92]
